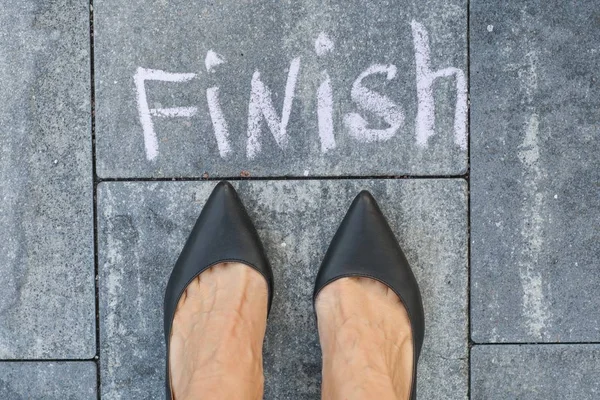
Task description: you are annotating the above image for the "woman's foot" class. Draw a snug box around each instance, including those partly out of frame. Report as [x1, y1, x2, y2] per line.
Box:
[316, 277, 414, 400]
[168, 262, 269, 400]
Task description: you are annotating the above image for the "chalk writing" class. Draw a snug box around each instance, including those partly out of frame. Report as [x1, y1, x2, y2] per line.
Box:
[205, 50, 225, 73]
[135, 20, 468, 161]
[134, 68, 197, 160]
[315, 31, 335, 56]
[205, 50, 232, 157]
[247, 57, 301, 159]
[316, 32, 336, 153]
[344, 64, 404, 143]
[411, 21, 467, 150]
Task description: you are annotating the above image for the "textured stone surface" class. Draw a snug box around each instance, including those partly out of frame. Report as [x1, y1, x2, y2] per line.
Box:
[98, 179, 467, 399]
[470, 1, 600, 342]
[0, 362, 97, 399]
[471, 345, 600, 399]
[95, 0, 467, 178]
[0, 1, 95, 358]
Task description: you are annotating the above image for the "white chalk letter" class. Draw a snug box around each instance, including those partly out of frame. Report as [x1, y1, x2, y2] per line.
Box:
[317, 71, 336, 152]
[246, 57, 301, 159]
[412, 20, 467, 149]
[205, 50, 225, 73]
[343, 64, 404, 143]
[206, 87, 232, 157]
[204, 51, 232, 158]
[315, 32, 335, 56]
[315, 33, 336, 153]
[134, 67, 197, 161]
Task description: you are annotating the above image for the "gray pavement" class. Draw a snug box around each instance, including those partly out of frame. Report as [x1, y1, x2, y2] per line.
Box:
[0, 0, 599, 399]
[94, 0, 467, 177]
[470, 0, 600, 344]
[97, 180, 467, 399]
[0, 362, 97, 399]
[0, 0, 95, 359]
[471, 345, 600, 399]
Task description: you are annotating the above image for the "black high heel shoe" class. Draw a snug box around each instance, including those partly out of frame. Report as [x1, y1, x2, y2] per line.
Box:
[313, 190, 425, 400]
[163, 181, 273, 400]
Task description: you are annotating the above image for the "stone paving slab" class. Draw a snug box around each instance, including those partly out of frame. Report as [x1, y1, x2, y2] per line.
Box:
[471, 345, 600, 399]
[98, 179, 467, 399]
[0, 362, 97, 399]
[95, 0, 467, 178]
[470, 0, 600, 342]
[0, 1, 95, 358]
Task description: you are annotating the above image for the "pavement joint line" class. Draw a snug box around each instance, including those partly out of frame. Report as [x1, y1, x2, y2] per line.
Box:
[6, 341, 600, 364]
[97, 175, 469, 182]
[0, 359, 97, 363]
[466, 0, 472, 397]
[472, 342, 600, 346]
[88, 0, 101, 398]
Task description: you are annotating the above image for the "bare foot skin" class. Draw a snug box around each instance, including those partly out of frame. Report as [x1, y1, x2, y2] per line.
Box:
[316, 277, 414, 400]
[168, 262, 268, 400]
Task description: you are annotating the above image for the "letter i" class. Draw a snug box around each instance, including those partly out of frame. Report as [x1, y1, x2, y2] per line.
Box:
[205, 50, 232, 157]
[315, 32, 336, 153]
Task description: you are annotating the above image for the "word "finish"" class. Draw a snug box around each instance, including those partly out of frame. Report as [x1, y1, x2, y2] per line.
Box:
[135, 20, 467, 161]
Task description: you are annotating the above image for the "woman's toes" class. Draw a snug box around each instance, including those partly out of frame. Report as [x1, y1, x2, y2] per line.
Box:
[184, 274, 204, 298]
[316, 277, 414, 400]
[168, 262, 268, 399]
[175, 289, 188, 312]
[358, 277, 389, 297]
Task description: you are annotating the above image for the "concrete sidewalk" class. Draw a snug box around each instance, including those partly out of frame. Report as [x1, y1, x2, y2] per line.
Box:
[0, 0, 598, 399]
